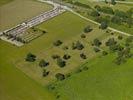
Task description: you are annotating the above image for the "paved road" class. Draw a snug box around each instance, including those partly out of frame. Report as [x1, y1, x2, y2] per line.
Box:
[41, 0, 132, 36]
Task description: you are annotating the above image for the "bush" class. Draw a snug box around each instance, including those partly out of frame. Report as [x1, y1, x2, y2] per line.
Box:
[118, 35, 123, 40]
[25, 53, 36, 62]
[39, 59, 49, 67]
[63, 54, 71, 60]
[53, 40, 62, 46]
[57, 58, 66, 67]
[84, 25, 93, 33]
[102, 51, 108, 56]
[42, 69, 49, 77]
[93, 47, 100, 52]
[52, 54, 60, 59]
[76, 41, 84, 50]
[93, 38, 102, 47]
[100, 21, 108, 29]
[90, 10, 100, 17]
[55, 73, 65, 81]
[80, 53, 87, 59]
[111, 16, 122, 24]
[81, 34, 86, 38]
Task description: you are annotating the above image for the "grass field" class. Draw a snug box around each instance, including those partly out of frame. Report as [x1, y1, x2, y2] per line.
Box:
[14, 11, 118, 85]
[0, 0, 53, 31]
[0, 0, 132, 99]
[0, 41, 56, 100]
[0, 0, 13, 6]
[53, 54, 133, 100]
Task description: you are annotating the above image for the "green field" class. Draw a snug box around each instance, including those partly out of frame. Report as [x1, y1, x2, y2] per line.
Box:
[0, 0, 133, 100]
[0, 41, 55, 100]
[53, 54, 133, 100]
[15, 11, 118, 85]
[0, 0, 13, 6]
[0, 0, 53, 31]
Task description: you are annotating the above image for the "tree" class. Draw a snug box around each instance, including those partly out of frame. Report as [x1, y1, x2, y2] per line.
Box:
[105, 38, 117, 46]
[25, 53, 36, 62]
[52, 54, 60, 59]
[102, 51, 108, 56]
[80, 53, 87, 59]
[76, 41, 84, 50]
[111, 16, 122, 25]
[93, 38, 102, 47]
[111, 0, 116, 5]
[90, 10, 100, 17]
[81, 34, 86, 38]
[39, 59, 49, 67]
[100, 21, 108, 29]
[84, 25, 93, 33]
[57, 58, 66, 67]
[118, 35, 123, 40]
[55, 73, 65, 81]
[93, 47, 100, 52]
[63, 54, 71, 60]
[53, 40, 62, 46]
[42, 69, 49, 77]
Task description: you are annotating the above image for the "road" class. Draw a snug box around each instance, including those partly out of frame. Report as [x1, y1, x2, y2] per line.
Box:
[40, 0, 132, 36]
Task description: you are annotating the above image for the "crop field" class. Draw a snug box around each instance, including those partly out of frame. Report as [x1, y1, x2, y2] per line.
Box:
[0, 0, 53, 31]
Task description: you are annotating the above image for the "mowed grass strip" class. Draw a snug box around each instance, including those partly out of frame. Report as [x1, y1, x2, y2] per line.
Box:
[54, 54, 133, 100]
[0, 0, 53, 31]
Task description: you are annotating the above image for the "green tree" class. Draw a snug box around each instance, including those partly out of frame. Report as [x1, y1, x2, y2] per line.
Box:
[25, 53, 36, 62]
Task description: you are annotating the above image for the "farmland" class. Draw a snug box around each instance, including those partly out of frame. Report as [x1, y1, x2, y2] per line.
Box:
[0, 0, 133, 100]
[0, 0, 53, 31]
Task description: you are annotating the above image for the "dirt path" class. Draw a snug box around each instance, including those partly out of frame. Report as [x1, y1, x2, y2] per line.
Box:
[41, 0, 132, 36]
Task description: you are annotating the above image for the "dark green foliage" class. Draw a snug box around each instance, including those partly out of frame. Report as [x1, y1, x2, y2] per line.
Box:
[114, 10, 128, 19]
[90, 10, 100, 17]
[100, 21, 108, 29]
[55, 73, 65, 81]
[53, 40, 63, 46]
[105, 38, 117, 46]
[72, 1, 91, 9]
[100, 6, 114, 14]
[57, 58, 66, 68]
[111, 16, 122, 25]
[42, 69, 49, 77]
[93, 38, 102, 47]
[52, 54, 60, 60]
[94, 5, 101, 11]
[39, 59, 49, 67]
[63, 54, 71, 60]
[81, 34, 86, 38]
[25, 53, 36, 62]
[102, 51, 108, 56]
[111, 0, 116, 5]
[80, 53, 87, 59]
[76, 41, 84, 50]
[118, 35, 123, 40]
[115, 47, 132, 65]
[93, 47, 100, 52]
[84, 25, 93, 33]
[72, 41, 84, 50]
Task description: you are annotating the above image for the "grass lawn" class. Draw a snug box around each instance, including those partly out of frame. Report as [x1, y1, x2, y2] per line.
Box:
[0, 0, 53, 31]
[0, 41, 55, 100]
[0, 0, 13, 6]
[53, 53, 133, 100]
